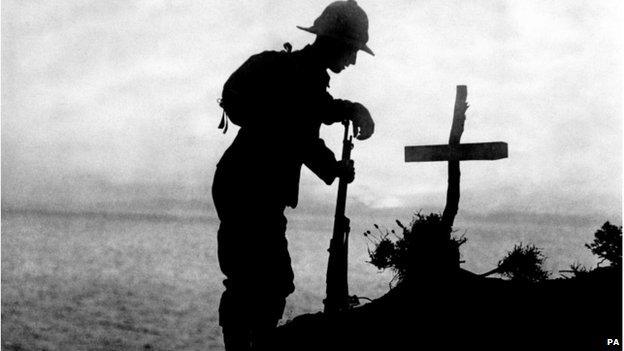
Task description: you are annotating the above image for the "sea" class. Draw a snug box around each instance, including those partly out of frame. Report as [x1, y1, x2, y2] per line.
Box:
[1, 207, 612, 350]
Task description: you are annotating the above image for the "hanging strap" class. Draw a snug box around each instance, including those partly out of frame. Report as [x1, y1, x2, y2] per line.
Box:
[217, 98, 229, 134]
[218, 110, 229, 134]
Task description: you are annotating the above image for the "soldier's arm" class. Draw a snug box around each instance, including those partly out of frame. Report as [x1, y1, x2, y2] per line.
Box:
[320, 97, 375, 140]
[302, 138, 340, 185]
[319, 97, 351, 125]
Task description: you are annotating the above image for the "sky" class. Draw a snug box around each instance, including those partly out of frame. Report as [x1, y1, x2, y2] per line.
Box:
[2, 0, 622, 223]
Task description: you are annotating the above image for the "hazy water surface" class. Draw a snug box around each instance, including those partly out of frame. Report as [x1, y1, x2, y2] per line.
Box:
[1, 208, 609, 350]
[1, 210, 394, 350]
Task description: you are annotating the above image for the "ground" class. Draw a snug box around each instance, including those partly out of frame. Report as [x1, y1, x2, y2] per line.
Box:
[269, 268, 622, 351]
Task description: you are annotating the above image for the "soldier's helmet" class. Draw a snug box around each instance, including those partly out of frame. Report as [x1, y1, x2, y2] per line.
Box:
[297, 0, 374, 56]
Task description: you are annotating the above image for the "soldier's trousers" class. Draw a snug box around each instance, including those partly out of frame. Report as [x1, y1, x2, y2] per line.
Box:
[212, 166, 295, 349]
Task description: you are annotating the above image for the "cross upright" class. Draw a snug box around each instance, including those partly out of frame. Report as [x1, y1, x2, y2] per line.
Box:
[404, 85, 508, 231]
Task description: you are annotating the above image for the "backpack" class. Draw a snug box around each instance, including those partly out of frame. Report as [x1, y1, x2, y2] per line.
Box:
[218, 43, 293, 133]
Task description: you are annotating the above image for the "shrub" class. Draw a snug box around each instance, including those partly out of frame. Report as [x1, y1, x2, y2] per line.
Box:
[586, 221, 622, 268]
[565, 262, 591, 279]
[364, 212, 465, 285]
[495, 243, 550, 282]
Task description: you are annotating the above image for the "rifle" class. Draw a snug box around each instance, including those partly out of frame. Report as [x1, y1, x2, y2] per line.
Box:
[324, 119, 358, 314]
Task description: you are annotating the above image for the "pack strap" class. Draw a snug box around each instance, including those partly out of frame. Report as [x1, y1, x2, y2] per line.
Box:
[217, 98, 229, 134]
[218, 110, 229, 134]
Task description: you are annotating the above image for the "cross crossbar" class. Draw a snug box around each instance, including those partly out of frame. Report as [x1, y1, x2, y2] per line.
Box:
[405, 142, 508, 162]
[403, 85, 508, 232]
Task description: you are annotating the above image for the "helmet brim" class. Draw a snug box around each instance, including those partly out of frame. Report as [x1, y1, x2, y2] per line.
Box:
[297, 25, 375, 56]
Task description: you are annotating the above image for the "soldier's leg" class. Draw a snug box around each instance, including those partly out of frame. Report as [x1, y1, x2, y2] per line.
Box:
[215, 211, 294, 350]
[247, 211, 294, 349]
[217, 223, 253, 351]
[213, 167, 256, 350]
[213, 168, 294, 350]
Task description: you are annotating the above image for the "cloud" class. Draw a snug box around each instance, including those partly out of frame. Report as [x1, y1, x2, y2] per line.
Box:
[1, 0, 621, 221]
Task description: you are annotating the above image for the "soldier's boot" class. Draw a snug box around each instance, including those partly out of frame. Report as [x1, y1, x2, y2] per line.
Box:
[249, 296, 286, 351]
[249, 320, 279, 351]
[222, 326, 252, 351]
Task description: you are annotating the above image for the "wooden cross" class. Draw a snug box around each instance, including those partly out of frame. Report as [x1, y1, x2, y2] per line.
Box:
[404, 85, 508, 230]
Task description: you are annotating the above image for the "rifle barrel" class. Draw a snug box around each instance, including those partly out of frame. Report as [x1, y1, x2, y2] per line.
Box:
[324, 120, 353, 314]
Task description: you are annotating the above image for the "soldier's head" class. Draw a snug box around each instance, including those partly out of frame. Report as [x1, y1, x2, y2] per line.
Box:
[298, 0, 373, 73]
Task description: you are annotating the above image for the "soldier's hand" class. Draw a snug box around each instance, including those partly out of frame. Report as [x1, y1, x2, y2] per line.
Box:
[350, 102, 374, 140]
[336, 160, 355, 183]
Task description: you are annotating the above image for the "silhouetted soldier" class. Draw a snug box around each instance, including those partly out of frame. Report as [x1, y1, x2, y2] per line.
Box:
[212, 1, 374, 349]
